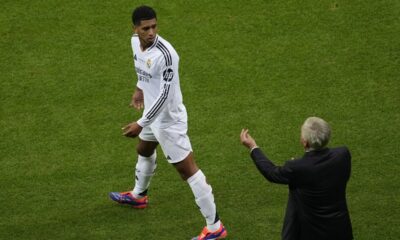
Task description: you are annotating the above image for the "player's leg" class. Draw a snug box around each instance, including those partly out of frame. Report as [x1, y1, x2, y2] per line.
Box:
[172, 152, 198, 180]
[132, 139, 158, 198]
[156, 123, 226, 239]
[109, 126, 158, 208]
[173, 154, 226, 239]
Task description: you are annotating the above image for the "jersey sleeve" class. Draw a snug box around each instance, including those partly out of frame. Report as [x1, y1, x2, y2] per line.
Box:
[131, 36, 144, 90]
[137, 47, 178, 127]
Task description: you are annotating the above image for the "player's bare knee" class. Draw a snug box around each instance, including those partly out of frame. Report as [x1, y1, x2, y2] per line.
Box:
[136, 144, 156, 157]
[174, 158, 199, 180]
[176, 167, 191, 181]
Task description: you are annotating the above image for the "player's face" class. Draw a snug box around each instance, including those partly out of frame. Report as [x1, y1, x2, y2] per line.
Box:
[135, 18, 158, 49]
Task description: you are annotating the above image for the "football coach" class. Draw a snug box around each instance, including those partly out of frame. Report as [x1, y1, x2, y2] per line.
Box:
[240, 117, 353, 240]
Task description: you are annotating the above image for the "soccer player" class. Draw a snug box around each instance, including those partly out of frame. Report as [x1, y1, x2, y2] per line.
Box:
[109, 6, 227, 240]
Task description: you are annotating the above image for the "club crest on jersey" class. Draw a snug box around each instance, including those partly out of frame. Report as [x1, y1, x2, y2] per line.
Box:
[146, 59, 152, 68]
[163, 68, 174, 82]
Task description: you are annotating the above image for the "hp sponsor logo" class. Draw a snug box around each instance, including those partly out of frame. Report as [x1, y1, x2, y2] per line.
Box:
[163, 68, 174, 82]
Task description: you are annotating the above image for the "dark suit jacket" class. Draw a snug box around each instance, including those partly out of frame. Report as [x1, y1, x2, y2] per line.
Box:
[251, 147, 353, 240]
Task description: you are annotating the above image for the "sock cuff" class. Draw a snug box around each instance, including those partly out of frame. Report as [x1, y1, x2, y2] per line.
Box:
[136, 152, 157, 175]
[138, 152, 157, 162]
[187, 169, 205, 185]
[135, 171, 155, 177]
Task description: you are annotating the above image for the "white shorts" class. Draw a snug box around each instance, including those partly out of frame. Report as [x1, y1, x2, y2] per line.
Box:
[139, 122, 193, 163]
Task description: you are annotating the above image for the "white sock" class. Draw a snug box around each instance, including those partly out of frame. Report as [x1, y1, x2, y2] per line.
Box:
[132, 152, 157, 198]
[187, 170, 221, 231]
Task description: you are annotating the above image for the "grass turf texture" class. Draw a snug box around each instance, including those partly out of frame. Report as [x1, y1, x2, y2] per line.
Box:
[1, 0, 399, 239]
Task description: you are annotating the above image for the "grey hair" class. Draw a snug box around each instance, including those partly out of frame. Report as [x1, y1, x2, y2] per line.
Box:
[301, 117, 331, 150]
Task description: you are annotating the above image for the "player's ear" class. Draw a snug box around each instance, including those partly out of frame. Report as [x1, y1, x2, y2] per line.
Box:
[133, 25, 138, 34]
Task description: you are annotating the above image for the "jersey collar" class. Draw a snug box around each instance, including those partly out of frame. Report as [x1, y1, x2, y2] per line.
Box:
[147, 35, 159, 51]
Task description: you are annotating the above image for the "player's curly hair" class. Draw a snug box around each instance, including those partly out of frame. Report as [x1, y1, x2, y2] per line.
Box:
[132, 5, 157, 26]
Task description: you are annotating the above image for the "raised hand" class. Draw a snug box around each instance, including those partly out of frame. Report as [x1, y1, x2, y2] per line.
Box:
[240, 129, 257, 149]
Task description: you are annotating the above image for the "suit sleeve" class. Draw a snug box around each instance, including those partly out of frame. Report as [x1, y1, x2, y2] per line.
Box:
[250, 148, 294, 185]
[137, 52, 177, 127]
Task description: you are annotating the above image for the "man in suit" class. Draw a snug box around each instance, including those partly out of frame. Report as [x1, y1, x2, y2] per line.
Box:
[240, 117, 353, 240]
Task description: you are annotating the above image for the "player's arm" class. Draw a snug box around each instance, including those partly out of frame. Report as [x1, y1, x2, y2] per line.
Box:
[130, 86, 144, 110]
[122, 37, 147, 138]
[122, 87, 144, 137]
[129, 36, 145, 110]
[136, 55, 177, 128]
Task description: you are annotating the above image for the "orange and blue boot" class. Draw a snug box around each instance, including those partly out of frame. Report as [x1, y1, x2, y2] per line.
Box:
[192, 223, 227, 240]
[109, 191, 148, 209]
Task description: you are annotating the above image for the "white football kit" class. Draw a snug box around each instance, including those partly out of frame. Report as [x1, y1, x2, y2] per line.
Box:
[131, 34, 192, 163]
[129, 34, 222, 233]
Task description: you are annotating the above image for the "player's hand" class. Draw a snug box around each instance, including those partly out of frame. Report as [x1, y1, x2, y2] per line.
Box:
[122, 122, 143, 138]
[240, 129, 257, 149]
[130, 88, 144, 110]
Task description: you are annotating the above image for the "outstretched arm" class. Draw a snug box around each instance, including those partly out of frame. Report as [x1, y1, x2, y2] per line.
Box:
[240, 129, 291, 184]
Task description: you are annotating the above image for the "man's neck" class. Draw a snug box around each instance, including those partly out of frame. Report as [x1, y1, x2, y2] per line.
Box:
[304, 147, 315, 152]
[140, 39, 153, 51]
[140, 44, 150, 51]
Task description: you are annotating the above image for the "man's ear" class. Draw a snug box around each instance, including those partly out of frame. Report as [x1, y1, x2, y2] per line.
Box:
[301, 138, 309, 149]
[133, 25, 138, 34]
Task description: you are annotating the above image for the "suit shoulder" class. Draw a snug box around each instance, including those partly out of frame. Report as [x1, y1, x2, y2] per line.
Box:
[284, 157, 306, 169]
[331, 146, 351, 155]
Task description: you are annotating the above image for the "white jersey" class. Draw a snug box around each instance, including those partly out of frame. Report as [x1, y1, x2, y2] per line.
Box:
[131, 34, 187, 129]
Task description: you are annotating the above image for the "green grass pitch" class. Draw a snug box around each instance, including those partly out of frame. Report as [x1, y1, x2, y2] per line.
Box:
[1, 0, 399, 239]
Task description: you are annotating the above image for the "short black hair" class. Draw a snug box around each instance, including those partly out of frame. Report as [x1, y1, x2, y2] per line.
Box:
[132, 5, 157, 26]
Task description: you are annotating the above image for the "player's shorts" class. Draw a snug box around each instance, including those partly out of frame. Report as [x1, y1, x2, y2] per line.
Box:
[139, 121, 192, 164]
